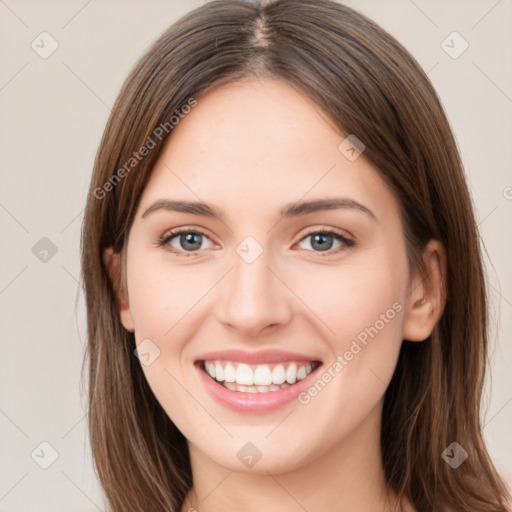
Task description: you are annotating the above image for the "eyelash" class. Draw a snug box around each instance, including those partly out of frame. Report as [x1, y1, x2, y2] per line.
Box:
[157, 227, 355, 257]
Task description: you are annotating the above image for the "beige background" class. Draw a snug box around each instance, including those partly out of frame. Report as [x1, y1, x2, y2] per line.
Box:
[0, 1, 511, 510]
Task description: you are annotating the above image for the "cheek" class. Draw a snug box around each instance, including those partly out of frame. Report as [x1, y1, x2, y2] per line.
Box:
[290, 258, 406, 432]
[127, 254, 207, 340]
[292, 255, 406, 349]
[126, 258, 210, 431]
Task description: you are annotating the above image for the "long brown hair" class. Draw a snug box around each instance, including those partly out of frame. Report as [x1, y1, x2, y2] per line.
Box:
[80, 1, 510, 510]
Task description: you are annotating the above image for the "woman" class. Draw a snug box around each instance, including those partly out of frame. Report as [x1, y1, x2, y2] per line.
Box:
[80, 1, 511, 510]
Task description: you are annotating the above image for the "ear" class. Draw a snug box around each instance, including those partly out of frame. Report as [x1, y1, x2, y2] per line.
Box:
[103, 247, 134, 333]
[402, 239, 448, 342]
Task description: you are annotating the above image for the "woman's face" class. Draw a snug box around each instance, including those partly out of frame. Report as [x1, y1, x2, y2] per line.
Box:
[117, 78, 417, 474]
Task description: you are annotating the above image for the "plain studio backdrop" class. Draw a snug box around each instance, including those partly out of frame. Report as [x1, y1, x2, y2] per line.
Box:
[0, 1, 511, 511]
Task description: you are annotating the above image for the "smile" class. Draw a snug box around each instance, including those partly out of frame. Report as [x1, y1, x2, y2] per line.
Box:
[202, 360, 319, 393]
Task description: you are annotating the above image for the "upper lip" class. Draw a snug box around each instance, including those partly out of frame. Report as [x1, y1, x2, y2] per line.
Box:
[195, 349, 322, 365]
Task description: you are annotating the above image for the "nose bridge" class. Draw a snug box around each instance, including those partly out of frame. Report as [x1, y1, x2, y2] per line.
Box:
[216, 238, 291, 335]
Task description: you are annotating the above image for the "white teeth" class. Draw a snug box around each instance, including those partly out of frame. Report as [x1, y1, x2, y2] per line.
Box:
[204, 359, 317, 391]
[215, 362, 224, 381]
[223, 382, 292, 393]
[253, 365, 272, 386]
[224, 363, 236, 382]
[236, 363, 254, 385]
[272, 365, 286, 384]
[206, 361, 216, 379]
[285, 363, 297, 384]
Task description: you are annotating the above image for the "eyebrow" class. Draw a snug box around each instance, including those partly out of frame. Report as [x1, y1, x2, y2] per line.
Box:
[141, 197, 377, 222]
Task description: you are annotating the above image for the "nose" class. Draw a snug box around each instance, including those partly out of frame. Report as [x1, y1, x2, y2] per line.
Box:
[215, 246, 293, 337]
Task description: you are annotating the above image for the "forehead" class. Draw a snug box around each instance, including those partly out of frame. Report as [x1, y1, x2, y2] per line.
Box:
[139, 78, 399, 224]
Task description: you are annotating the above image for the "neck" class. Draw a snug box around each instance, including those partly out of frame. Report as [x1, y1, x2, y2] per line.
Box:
[182, 400, 408, 512]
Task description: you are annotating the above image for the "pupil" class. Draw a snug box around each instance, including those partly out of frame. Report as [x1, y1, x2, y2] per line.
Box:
[312, 233, 333, 251]
[181, 233, 202, 250]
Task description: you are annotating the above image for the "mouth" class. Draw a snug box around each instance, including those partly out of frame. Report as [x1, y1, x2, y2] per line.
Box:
[196, 359, 323, 394]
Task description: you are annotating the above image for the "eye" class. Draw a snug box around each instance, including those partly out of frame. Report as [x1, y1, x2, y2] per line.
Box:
[158, 227, 354, 257]
[296, 228, 354, 255]
[159, 228, 214, 256]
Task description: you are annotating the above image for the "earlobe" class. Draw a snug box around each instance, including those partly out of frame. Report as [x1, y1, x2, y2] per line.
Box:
[402, 240, 448, 342]
[103, 247, 135, 333]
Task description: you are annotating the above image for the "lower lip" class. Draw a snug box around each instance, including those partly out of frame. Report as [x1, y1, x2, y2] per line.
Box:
[195, 362, 322, 413]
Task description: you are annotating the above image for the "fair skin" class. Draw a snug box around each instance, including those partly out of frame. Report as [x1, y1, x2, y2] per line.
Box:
[105, 78, 447, 512]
